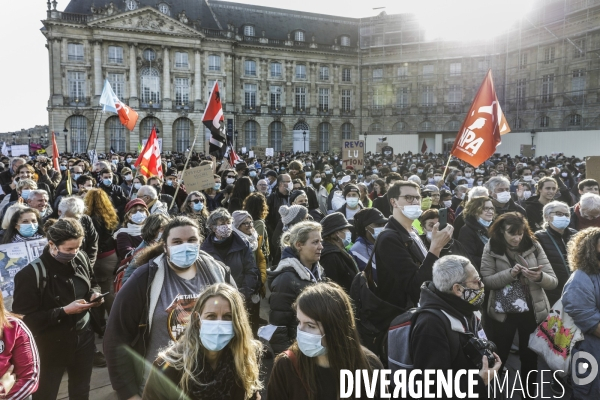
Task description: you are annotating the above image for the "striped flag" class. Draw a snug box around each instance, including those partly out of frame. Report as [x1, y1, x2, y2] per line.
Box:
[202, 81, 226, 158]
[100, 80, 139, 131]
[134, 127, 163, 178]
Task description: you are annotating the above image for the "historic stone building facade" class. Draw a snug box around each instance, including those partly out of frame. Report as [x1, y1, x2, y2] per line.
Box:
[45, 0, 600, 154]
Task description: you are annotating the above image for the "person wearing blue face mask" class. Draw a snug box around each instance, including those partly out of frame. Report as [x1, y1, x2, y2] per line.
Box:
[335, 184, 363, 224]
[97, 168, 128, 219]
[104, 217, 237, 399]
[267, 281, 384, 399]
[319, 212, 358, 293]
[143, 284, 262, 399]
[179, 191, 209, 238]
[458, 197, 494, 272]
[534, 201, 576, 307]
[350, 208, 387, 280]
[1, 207, 43, 244]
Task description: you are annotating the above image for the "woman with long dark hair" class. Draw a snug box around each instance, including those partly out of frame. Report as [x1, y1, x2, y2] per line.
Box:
[142, 284, 262, 399]
[179, 191, 210, 239]
[228, 177, 254, 214]
[480, 212, 557, 399]
[268, 281, 384, 399]
[0, 207, 42, 244]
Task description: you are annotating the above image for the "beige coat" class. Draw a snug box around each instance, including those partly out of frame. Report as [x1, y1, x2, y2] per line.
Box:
[480, 241, 558, 324]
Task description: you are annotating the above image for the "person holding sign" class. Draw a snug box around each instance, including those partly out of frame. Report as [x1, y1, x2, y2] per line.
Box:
[13, 218, 103, 400]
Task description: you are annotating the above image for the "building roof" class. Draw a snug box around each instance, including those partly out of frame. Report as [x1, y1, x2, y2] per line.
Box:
[63, 0, 359, 44]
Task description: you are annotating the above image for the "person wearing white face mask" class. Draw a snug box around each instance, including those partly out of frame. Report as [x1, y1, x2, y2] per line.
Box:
[104, 217, 236, 400]
[350, 208, 387, 280]
[534, 201, 577, 307]
[119, 167, 134, 195]
[114, 198, 149, 259]
[268, 282, 384, 399]
[143, 284, 262, 400]
[374, 181, 453, 311]
[335, 184, 363, 223]
[319, 212, 358, 293]
[485, 176, 527, 218]
[201, 208, 260, 304]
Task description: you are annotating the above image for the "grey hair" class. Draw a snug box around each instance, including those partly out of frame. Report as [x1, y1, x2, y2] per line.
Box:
[11, 158, 25, 168]
[94, 161, 110, 171]
[29, 189, 48, 200]
[432, 255, 471, 292]
[407, 175, 422, 186]
[580, 193, 600, 213]
[485, 176, 510, 194]
[58, 196, 85, 217]
[424, 185, 439, 193]
[2, 204, 26, 230]
[138, 185, 158, 200]
[542, 200, 570, 228]
[455, 184, 468, 194]
[468, 186, 490, 201]
[17, 179, 37, 191]
[206, 207, 232, 229]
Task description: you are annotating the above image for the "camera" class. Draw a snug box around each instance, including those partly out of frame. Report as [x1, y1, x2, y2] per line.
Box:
[463, 337, 496, 369]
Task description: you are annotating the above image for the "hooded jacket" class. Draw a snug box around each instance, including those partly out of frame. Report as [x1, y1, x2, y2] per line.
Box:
[267, 247, 324, 354]
[410, 282, 489, 399]
[457, 215, 490, 270]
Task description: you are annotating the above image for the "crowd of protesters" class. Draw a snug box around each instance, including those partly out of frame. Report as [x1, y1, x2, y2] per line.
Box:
[0, 148, 599, 399]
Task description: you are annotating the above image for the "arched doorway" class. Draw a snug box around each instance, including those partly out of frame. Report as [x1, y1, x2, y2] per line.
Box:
[292, 121, 309, 153]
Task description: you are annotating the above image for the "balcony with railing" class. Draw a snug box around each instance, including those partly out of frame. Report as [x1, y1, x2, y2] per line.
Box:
[370, 106, 384, 116]
[340, 109, 355, 116]
[66, 97, 90, 107]
[444, 103, 463, 114]
[317, 107, 331, 116]
[243, 105, 258, 114]
[173, 103, 194, 112]
[293, 107, 308, 115]
[393, 104, 410, 115]
[140, 100, 161, 109]
[269, 106, 285, 114]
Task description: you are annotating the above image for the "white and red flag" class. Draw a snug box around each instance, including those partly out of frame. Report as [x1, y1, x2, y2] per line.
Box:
[99, 80, 139, 131]
[450, 70, 510, 167]
[202, 81, 226, 158]
[134, 127, 163, 178]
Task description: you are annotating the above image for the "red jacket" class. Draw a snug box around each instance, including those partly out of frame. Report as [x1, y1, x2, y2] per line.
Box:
[0, 318, 39, 399]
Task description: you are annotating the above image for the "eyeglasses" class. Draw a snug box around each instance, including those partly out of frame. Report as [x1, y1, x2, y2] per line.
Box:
[461, 277, 483, 288]
[551, 211, 569, 217]
[239, 221, 253, 228]
[483, 207, 495, 213]
[398, 195, 421, 203]
[189, 199, 205, 204]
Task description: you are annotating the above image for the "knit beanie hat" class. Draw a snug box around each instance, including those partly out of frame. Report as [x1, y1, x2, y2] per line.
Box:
[231, 210, 252, 229]
[279, 205, 308, 227]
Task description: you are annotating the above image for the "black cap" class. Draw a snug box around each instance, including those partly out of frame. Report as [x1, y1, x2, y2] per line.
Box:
[235, 161, 248, 172]
[343, 184, 359, 197]
[354, 208, 388, 227]
[266, 170, 277, 178]
[320, 212, 353, 237]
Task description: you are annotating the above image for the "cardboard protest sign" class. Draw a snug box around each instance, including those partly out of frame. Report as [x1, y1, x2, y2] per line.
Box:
[183, 164, 215, 192]
[253, 146, 266, 157]
[0, 242, 30, 311]
[376, 142, 388, 153]
[586, 156, 600, 184]
[342, 140, 364, 168]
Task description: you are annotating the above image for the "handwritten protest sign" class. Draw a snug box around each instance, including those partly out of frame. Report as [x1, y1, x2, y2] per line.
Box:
[253, 146, 266, 157]
[0, 242, 35, 311]
[586, 156, 600, 184]
[266, 148, 274, 157]
[184, 164, 215, 191]
[342, 140, 364, 168]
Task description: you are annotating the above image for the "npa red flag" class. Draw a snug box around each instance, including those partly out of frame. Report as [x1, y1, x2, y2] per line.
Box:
[51, 132, 60, 171]
[421, 139, 428, 154]
[134, 127, 163, 179]
[450, 70, 510, 167]
[202, 81, 226, 158]
[99, 80, 139, 131]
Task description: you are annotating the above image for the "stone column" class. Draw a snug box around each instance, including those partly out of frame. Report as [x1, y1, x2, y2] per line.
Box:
[194, 49, 202, 108]
[162, 46, 171, 107]
[129, 43, 138, 107]
[333, 65, 339, 116]
[93, 41, 103, 99]
[50, 39, 63, 106]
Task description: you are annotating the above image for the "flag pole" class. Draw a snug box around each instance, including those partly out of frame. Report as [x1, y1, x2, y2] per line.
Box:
[88, 112, 104, 155]
[441, 155, 453, 181]
[170, 127, 199, 210]
[85, 106, 101, 153]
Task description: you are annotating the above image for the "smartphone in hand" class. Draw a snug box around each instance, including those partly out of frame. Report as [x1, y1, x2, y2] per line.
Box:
[90, 292, 109, 303]
[438, 208, 448, 231]
[515, 254, 529, 269]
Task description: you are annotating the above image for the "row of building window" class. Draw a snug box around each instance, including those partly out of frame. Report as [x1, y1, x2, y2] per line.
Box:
[68, 115, 350, 153]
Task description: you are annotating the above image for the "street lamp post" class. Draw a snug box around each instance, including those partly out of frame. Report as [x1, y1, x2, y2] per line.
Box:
[63, 128, 68, 153]
[530, 129, 536, 146]
[303, 131, 306, 153]
[234, 130, 239, 151]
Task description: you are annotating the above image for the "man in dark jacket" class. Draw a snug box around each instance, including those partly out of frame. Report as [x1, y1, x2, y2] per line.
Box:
[266, 173, 291, 232]
[375, 180, 453, 309]
[319, 212, 358, 293]
[98, 168, 128, 219]
[409, 256, 500, 398]
[525, 176, 572, 231]
[372, 172, 402, 218]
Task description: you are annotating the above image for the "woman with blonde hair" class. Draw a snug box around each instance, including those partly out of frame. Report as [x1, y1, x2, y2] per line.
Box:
[267, 281, 383, 399]
[142, 283, 262, 399]
[84, 188, 120, 313]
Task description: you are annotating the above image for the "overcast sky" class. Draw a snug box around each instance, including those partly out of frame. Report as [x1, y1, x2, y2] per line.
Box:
[0, 0, 532, 133]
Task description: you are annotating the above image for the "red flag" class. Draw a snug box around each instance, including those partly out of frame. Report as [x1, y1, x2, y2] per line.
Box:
[134, 127, 163, 179]
[421, 139, 428, 154]
[228, 147, 241, 167]
[202, 81, 226, 158]
[450, 70, 510, 167]
[51, 132, 60, 172]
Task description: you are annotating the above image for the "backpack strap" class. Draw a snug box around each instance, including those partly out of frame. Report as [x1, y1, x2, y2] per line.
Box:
[284, 349, 311, 395]
[411, 309, 462, 364]
[30, 259, 47, 307]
